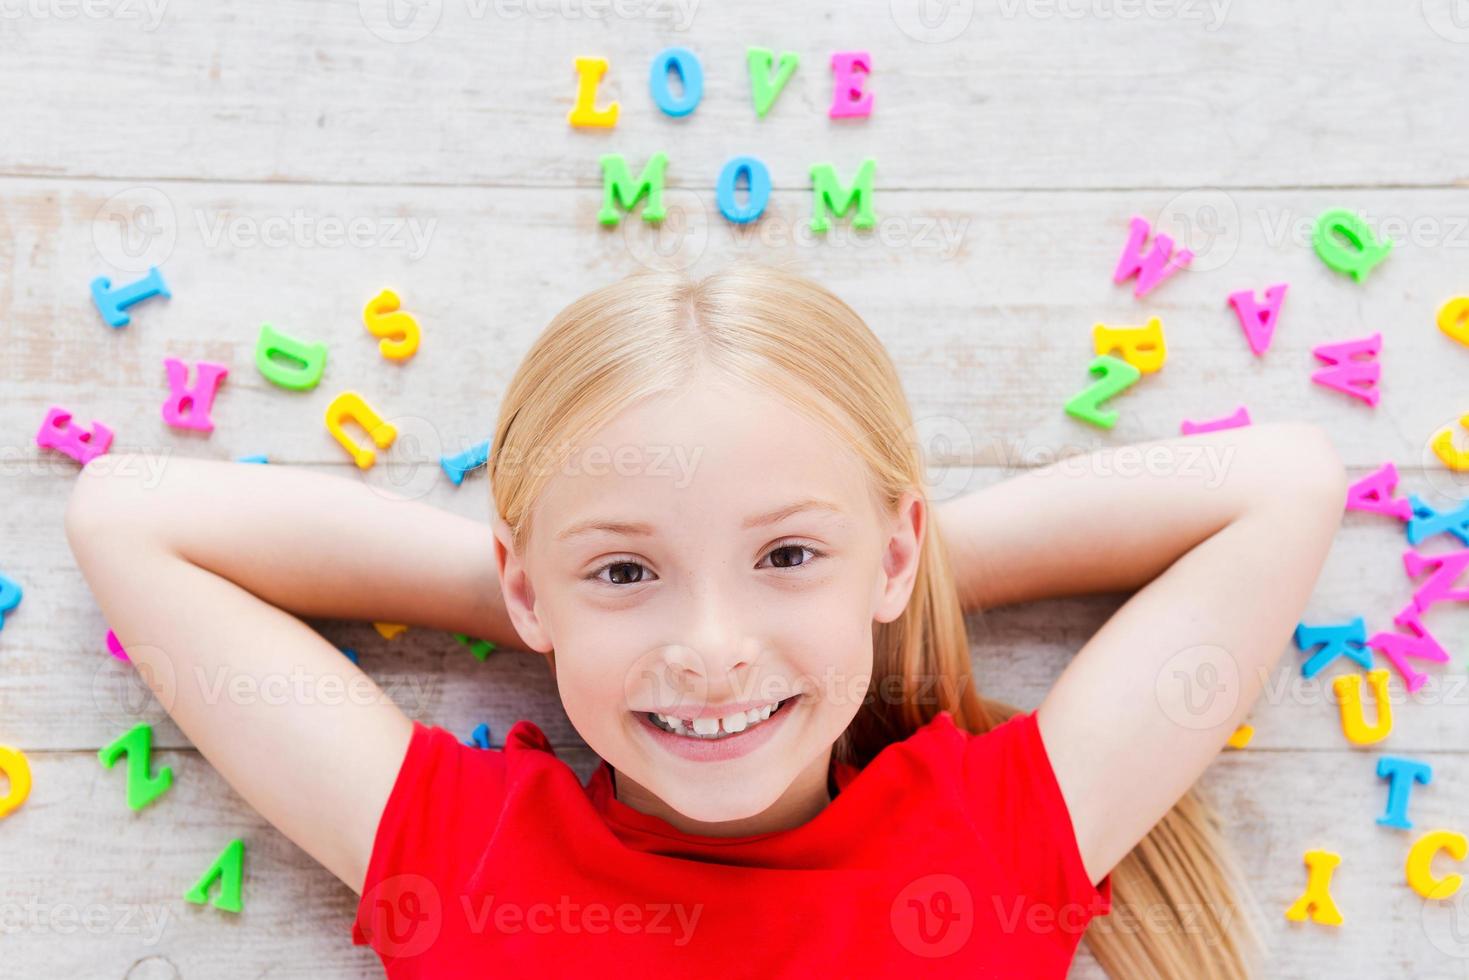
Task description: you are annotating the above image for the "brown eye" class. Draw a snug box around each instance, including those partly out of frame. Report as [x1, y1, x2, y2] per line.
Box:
[763, 544, 818, 569]
[585, 559, 652, 587]
[603, 561, 648, 585]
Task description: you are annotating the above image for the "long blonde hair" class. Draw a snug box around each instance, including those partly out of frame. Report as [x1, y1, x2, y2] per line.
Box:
[488, 261, 1265, 979]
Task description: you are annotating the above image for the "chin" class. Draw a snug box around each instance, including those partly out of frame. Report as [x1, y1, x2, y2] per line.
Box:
[654, 777, 788, 826]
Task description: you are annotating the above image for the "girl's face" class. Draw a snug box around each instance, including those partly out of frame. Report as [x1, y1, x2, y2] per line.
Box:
[493, 372, 924, 833]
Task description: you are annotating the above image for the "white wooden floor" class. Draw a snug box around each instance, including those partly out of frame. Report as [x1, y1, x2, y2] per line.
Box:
[2, 1, 1469, 977]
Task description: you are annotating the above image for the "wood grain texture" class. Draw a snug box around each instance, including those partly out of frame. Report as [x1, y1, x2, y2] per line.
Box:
[1, 1, 1466, 189]
[4, 1, 1469, 977]
[4, 181, 1469, 469]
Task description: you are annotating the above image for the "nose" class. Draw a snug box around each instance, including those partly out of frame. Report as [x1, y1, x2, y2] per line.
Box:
[661, 578, 762, 701]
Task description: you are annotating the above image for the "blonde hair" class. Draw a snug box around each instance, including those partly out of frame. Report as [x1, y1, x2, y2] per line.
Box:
[489, 261, 1265, 979]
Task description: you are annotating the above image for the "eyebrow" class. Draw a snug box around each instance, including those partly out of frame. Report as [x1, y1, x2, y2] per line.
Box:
[554, 497, 846, 543]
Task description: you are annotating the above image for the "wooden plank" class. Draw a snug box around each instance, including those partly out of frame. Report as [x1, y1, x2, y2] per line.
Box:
[4, 182, 1467, 470]
[1, 2, 1466, 190]
[2, 749, 1464, 977]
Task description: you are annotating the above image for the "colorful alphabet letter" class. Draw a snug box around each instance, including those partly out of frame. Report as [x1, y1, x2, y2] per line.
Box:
[98, 723, 173, 811]
[91, 267, 170, 328]
[1431, 414, 1469, 472]
[324, 391, 397, 470]
[1284, 849, 1344, 926]
[0, 745, 31, 819]
[1367, 602, 1451, 693]
[747, 47, 798, 118]
[1376, 756, 1432, 830]
[362, 289, 421, 362]
[828, 50, 872, 118]
[255, 324, 327, 392]
[1312, 208, 1392, 283]
[0, 573, 22, 630]
[1064, 355, 1142, 430]
[185, 839, 245, 913]
[1112, 216, 1192, 298]
[1180, 406, 1251, 436]
[161, 359, 229, 433]
[1227, 284, 1287, 356]
[809, 159, 876, 232]
[1310, 333, 1381, 407]
[1093, 317, 1166, 374]
[649, 47, 703, 117]
[1438, 297, 1469, 348]
[441, 440, 490, 486]
[1293, 618, 1372, 679]
[1345, 462, 1412, 521]
[717, 156, 772, 225]
[1332, 668, 1393, 745]
[598, 152, 668, 226]
[35, 406, 113, 465]
[1406, 829, 1467, 900]
[568, 56, 619, 128]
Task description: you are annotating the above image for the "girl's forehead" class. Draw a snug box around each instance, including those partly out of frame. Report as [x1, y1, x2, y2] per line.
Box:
[526, 388, 882, 545]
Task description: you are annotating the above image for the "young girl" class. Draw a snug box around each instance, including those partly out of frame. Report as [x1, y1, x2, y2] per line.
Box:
[65, 263, 1346, 978]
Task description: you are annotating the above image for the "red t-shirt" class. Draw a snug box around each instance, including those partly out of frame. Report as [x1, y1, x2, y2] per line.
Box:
[352, 708, 1113, 977]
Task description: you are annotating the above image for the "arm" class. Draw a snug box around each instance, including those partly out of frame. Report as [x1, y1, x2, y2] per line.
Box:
[935, 421, 1347, 884]
[64, 454, 523, 892]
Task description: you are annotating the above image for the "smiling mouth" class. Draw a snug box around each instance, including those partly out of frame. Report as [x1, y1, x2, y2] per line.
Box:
[643, 696, 797, 740]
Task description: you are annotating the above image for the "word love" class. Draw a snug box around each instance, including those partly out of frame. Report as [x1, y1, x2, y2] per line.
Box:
[568, 47, 872, 126]
[574, 48, 876, 232]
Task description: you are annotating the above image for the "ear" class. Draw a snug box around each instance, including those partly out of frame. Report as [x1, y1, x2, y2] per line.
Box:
[873, 489, 925, 625]
[491, 514, 555, 654]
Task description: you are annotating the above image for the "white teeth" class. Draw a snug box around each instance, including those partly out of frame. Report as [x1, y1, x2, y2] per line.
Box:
[650, 699, 787, 738]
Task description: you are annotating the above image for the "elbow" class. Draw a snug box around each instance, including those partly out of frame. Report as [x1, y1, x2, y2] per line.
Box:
[64, 452, 150, 557]
[1265, 422, 1348, 520]
[1293, 422, 1348, 505]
